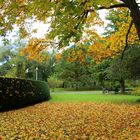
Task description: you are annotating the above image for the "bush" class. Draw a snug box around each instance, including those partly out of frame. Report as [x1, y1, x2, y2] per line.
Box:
[0, 77, 50, 110]
[131, 86, 140, 96]
[48, 75, 63, 92]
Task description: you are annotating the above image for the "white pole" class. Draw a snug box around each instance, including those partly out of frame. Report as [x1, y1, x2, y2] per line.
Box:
[25, 68, 29, 79]
[36, 67, 38, 80]
[26, 68, 29, 73]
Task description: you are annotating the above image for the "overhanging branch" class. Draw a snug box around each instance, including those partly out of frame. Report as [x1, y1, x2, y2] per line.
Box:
[87, 3, 127, 12]
[98, 3, 127, 10]
[121, 20, 133, 59]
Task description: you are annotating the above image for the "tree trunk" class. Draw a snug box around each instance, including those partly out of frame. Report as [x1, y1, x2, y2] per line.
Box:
[75, 85, 79, 91]
[126, 0, 140, 40]
[119, 78, 125, 93]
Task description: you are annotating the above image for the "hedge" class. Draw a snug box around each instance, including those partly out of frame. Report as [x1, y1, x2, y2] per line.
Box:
[0, 77, 50, 110]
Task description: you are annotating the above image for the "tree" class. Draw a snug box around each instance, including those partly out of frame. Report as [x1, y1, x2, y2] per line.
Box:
[90, 59, 111, 87]
[55, 47, 95, 90]
[38, 60, 55, 81]
[15, 53, 55, 80]
[106, 44, 140, 93]
[124, 45, 140, 80]
[87, 7, 139, 62]
[107, 58, 128, 93]
[0, 0, 139, 58]
[0, 45, 16, 77]
[0, 48, 27, 78]
[0, 40, 55, 80]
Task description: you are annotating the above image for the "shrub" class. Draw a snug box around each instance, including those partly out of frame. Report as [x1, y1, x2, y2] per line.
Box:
[131, 86, 140, 96]
[0, 77, 50, 110]
[48, 75, 63, 92]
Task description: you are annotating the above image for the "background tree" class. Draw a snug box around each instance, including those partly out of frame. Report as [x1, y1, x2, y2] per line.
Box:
[0, 45, 16, 77]
[55, 47, 95, 90]
[106, 58, 128, 93]
[106, 44, 140, 93]
[90, 59, 111, 88]
[0, 40, 55, 80]
[124, 45, 140, 80]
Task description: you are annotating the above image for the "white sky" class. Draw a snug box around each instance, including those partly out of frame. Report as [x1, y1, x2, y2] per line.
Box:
[31, 22, 50, 38]
[95, 10, 109, 35]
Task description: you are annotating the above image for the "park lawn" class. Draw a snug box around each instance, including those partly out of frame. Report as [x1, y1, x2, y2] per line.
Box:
[50, 91, 140, 104]
[0, 91, 140, 139]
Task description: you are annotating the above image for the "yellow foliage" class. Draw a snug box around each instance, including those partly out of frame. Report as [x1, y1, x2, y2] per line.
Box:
[86, 9, 138, 63]
[55, 53, 62, 60]
[64, 45, 87, 64]
[19, 7, 138, 64]
[20, 38, 50, 62]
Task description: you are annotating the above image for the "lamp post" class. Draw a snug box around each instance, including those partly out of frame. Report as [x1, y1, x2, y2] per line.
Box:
[25, 68, 29, 79]
[25, 68, 29, 73]
[12, 64, 16, 67]
[35, 67, 38, 80]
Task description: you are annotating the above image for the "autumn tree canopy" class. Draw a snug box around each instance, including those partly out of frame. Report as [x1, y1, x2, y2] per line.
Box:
[0, 0, 140, 61]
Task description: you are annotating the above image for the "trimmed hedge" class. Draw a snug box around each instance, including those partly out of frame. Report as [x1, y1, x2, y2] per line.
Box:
[0, 77, 50, 110]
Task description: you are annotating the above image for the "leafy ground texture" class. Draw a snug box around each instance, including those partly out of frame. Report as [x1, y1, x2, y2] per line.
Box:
[0, 102, 140, 140]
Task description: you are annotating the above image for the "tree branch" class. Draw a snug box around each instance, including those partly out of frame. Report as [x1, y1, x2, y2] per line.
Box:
[0, 5, 4, 9]
[87, 3, 127, 12]
[121, 20, 133, 59]
[99, 3, 127, 10]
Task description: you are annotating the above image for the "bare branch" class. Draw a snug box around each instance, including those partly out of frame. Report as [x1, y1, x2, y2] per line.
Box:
[121, 20, 133, 59]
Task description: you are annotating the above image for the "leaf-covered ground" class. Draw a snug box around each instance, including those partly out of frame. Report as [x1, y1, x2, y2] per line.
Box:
[0, 102, 140, 140]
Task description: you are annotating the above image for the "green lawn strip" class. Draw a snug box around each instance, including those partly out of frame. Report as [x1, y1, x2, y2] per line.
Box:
[50, 92, 140, 104]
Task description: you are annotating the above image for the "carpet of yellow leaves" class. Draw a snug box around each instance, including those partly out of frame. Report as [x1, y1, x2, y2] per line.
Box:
[0, 103, 140, 140]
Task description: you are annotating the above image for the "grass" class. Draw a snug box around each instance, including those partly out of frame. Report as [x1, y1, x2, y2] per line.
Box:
[50, 90, 140, 104]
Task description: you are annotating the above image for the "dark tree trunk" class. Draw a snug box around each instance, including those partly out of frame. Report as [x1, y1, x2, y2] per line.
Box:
[100, 80, 104, 88]
[125, 0, 140, 39]
[119, 78, 125, 93]
[75, 85, 79, 91]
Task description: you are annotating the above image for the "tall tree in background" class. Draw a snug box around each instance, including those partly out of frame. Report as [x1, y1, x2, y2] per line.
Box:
[106, 46, 140, 93]
[55, 46, 95, 90]
[90, 59, 111, 88]
[0, 41, 55, 80]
